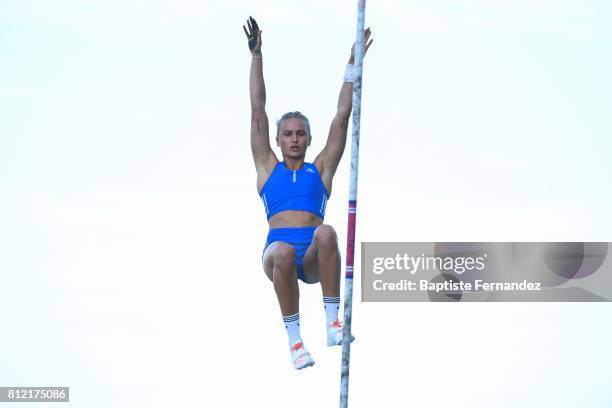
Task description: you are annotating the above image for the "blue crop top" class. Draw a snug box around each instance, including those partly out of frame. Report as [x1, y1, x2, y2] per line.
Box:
[259, 162, 330, 220]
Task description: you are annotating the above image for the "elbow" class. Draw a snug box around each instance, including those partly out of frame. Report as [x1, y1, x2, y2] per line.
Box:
[251, 107, 266, 121]
[250, 91, 266, 112]
[251, 103, 266, 113]
[336, 107, 351, 119]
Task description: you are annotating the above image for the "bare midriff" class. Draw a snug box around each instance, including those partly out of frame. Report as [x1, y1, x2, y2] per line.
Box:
[268, 210, 323, 229]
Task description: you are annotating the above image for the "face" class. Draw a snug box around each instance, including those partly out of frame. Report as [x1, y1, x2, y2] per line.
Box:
[277, 117, 311, 159]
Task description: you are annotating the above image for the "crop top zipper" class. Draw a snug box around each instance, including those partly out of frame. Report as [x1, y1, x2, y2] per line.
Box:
[293, 170, 296, 182]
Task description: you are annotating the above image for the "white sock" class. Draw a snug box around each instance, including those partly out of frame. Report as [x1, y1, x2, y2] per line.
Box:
[323, 296, 340, 325]
[282, 313, 301, 345]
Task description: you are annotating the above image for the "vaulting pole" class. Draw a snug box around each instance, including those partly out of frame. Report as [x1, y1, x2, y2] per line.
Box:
[339, 1, 366, 406]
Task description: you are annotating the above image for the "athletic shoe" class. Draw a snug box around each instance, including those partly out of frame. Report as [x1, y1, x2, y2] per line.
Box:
[327, 320, 355, 346]
[290, 341, 315, 370]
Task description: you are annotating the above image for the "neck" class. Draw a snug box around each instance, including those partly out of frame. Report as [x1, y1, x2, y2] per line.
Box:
[283, 156, 305, 170]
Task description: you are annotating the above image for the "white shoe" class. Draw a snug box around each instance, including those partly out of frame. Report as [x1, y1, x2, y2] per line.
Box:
[327, 320, 355, 346]
[290, 340, 315, 370]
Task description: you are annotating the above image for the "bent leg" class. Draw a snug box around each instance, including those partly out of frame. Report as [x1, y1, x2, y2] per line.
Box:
[302, 224, 341, 296]
[263, 241, 299, 315]
[302, 225, 352, 346]
[263, 240, 315, 368]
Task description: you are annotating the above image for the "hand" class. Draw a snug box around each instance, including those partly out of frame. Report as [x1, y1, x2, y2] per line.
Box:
[350, 27, 373, 63]
[243, 16, 262, 55]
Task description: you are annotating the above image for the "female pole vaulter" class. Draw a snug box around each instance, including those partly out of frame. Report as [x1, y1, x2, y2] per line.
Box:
[243, 16, 372, 369]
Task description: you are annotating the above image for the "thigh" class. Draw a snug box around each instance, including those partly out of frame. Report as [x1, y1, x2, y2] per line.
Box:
[302, 224, 339, 284]
[262, 241, 296, 282]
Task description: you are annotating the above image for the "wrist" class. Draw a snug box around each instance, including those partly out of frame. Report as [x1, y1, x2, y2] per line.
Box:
[252, 51, 262, 59]
[343, 63, 355, 83]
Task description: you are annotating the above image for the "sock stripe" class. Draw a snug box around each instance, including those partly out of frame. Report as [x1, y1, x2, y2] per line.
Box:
[323, 297, 340, 325]
[282, 313, 302, 346]
[283, 313, 300, 322]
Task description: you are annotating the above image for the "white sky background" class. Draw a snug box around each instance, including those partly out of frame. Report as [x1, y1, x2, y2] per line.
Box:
[1, 0, 612, 407]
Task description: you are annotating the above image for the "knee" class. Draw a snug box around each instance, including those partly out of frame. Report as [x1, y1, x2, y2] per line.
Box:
[315, 224, 338, 251]
[273, 244, 295, 272]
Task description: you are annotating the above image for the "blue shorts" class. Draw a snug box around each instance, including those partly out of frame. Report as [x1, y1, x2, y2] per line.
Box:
[263, 226, 317, 282]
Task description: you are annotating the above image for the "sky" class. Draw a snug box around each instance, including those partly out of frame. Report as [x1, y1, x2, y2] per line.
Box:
[1, 0, 612, 407]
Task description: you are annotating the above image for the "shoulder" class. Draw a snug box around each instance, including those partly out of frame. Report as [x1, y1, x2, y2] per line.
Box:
[304, 162, 318, 173]
[312, 157, 332, 181]
[307, 161, 332, 197]
[312, 156, 324, 174]
[257, 156, 281, 194]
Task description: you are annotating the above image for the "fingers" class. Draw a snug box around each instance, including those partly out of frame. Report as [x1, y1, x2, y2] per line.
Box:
[352, 28, 372, 46]
[364, 38, 373, 54]
[350, 27, 373, 57]
[244, 16, 261, 38]
[250, 16, 260, 32]
[363, 28, 373, 55]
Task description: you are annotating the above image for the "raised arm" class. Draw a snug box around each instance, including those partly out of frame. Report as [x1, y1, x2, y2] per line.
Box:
[315, 28, 373, 193]
[244, 17, 277, 190]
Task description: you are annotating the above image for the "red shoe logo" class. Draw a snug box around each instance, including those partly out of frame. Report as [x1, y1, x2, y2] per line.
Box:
[331, 320, 343, 328]
[291, 342, 304, 352]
